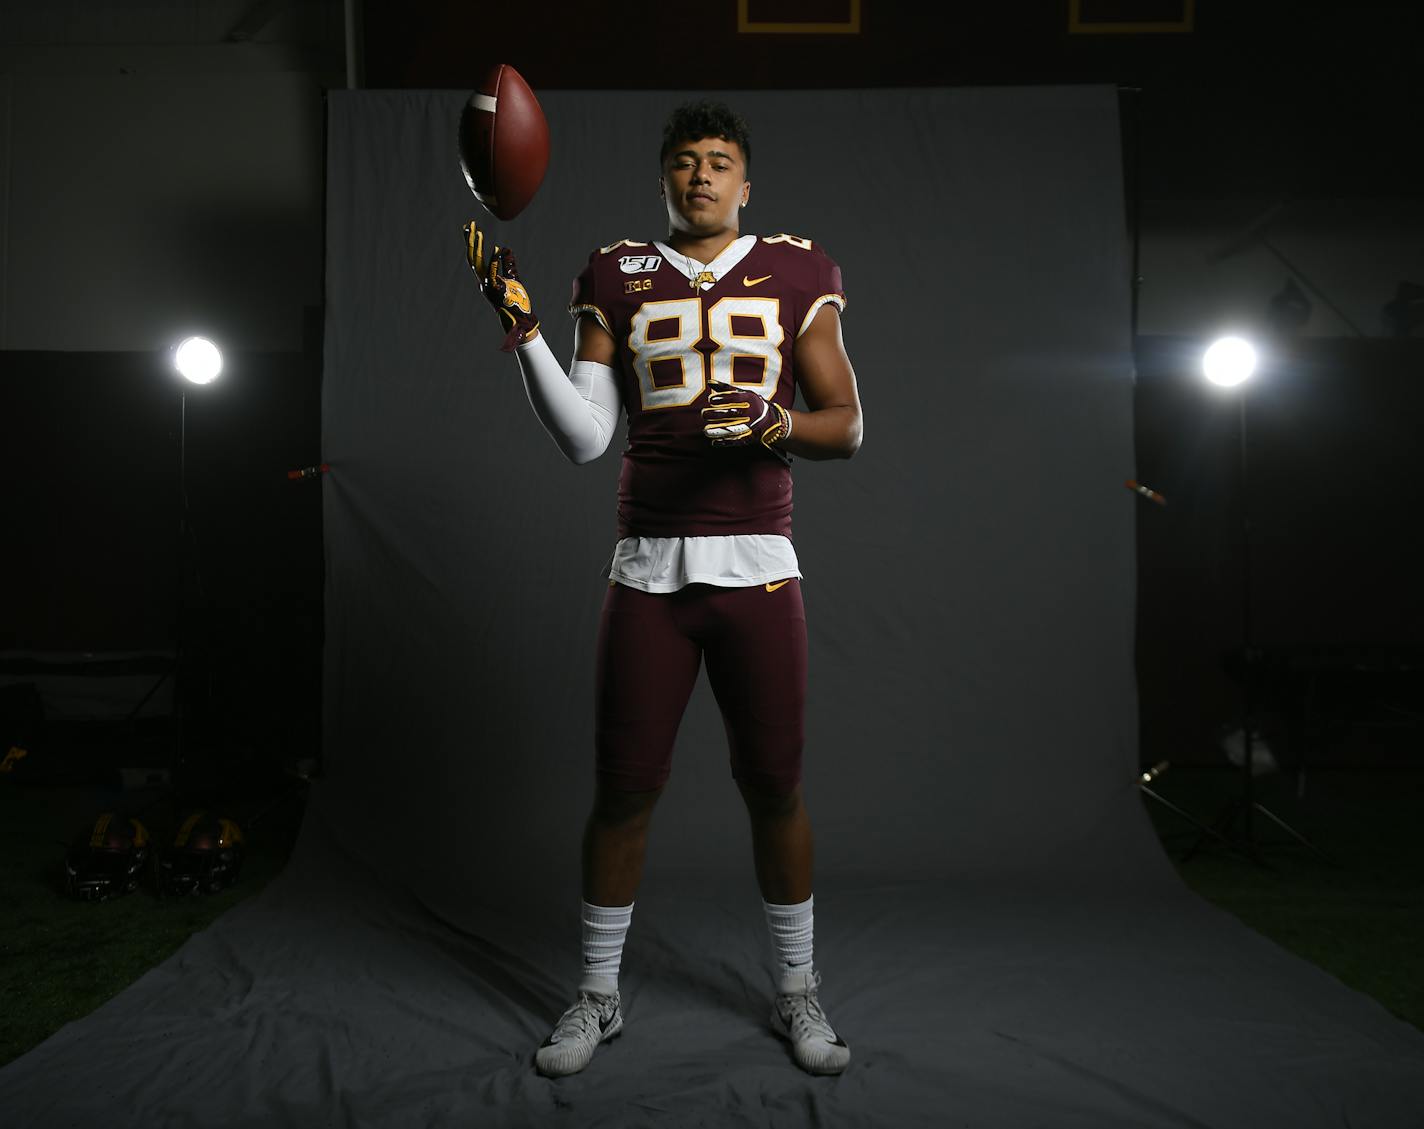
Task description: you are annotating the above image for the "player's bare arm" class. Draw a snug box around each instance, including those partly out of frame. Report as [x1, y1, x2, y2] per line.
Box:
[574, 312, 617, 366]
[782, 305, 863, 461]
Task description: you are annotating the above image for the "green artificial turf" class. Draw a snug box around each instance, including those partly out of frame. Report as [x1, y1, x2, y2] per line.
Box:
[1142, 765, 1424, 1032]
[0, 780, 298, 1068]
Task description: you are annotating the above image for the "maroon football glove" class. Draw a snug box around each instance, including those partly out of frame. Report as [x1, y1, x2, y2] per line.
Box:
[463, 221, 540, 351]
[701, 381, 793, 451]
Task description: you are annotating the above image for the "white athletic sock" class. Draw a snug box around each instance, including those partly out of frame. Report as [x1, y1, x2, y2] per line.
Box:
[579, 900, 633, 995]
[763, 894, 815, 976]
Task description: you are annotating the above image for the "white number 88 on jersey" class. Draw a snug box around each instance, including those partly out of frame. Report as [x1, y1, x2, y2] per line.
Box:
[627, 296, 784, 410]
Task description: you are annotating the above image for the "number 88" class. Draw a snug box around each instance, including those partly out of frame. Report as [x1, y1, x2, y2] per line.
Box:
[627, 296, 784, 410]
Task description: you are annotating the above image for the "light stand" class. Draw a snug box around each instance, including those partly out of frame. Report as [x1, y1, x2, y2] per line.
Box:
[1184, 342, 1327, 865]
[174, 384, 193, 792]
[130, 339, 223, 808]
[129, 338, 318, 856]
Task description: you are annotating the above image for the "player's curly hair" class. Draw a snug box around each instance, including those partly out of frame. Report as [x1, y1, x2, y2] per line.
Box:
[660, 101, 752, 174]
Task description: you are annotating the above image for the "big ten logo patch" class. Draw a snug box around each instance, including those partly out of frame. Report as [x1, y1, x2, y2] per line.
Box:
[619, 255, 662, 274]
[625, 278, 653, 294]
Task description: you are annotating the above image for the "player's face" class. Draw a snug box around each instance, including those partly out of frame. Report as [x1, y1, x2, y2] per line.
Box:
[659, 137, 750, 238]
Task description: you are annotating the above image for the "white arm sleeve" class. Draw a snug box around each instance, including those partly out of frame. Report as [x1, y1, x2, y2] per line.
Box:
[513, 332, 621, 464]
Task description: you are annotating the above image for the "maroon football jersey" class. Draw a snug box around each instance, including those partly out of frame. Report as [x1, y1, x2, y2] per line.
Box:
[569, 234, 846, 538]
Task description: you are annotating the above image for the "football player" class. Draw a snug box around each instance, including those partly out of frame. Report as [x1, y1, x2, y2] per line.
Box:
[464, 101, 862, 1078]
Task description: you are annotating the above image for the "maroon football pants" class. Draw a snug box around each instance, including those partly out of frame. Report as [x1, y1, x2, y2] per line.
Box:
[594, 579, 807, 794]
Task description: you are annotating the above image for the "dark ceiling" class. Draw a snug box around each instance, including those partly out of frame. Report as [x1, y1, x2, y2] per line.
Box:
[360, 1, 1424, 202]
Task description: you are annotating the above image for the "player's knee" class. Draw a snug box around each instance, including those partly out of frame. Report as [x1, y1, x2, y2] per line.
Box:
[737, 779, 803, 819]
[592, 781, 665, 826]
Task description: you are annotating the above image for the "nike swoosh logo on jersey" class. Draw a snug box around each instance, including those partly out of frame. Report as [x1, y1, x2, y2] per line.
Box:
[743, 274, 773, 287]
[765, 579, 793, 592]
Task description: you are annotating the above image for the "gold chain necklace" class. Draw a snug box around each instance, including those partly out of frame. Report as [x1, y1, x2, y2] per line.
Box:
[687, 253, 716, 291]
[680, 238, 737, 290]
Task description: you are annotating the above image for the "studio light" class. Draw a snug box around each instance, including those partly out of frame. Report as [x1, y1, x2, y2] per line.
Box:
[174, 336, 223, 385]
[1202, 336, 1257, 388]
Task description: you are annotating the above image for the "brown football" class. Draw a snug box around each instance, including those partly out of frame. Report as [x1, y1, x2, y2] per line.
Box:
[458, 63, 549, 221]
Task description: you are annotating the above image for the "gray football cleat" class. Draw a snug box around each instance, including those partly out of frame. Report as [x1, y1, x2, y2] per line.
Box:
[770, 969, 850, 1075]
[535, 989, 623, 1078]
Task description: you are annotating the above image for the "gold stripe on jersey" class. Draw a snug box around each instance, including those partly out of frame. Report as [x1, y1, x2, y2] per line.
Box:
[762, 233, 814, 251]
[599, 238, 651, 255]
[797, 293, 847, 338]
[570, 302, 613, 336]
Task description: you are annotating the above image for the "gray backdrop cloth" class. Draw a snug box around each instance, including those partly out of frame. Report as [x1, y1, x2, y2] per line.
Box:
[3, 87, 1422, 1128]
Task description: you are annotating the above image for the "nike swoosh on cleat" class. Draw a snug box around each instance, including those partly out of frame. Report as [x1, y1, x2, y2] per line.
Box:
[765, 579, 793, 593]
[743, 274, 773, 287]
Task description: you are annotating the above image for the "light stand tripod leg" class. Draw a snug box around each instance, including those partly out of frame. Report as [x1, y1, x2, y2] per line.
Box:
[1251, 801, 1332, 862]
[1136, 763, 1263, 864]
[1139, 784, 1249, 860]
[1179, 794, 1270, 866]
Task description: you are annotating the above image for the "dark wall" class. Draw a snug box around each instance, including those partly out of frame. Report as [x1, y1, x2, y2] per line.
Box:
[7, 349, 323, 763]
[10, 350, 322, 653]
[1133, 336, 1424, 768]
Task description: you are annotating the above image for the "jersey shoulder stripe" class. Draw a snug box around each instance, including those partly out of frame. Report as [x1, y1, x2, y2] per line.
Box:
[598, 238, 651, 255]
[569, 302, 613, 334]
[761, 233, 816, 251]
[799, 293, 847, 337]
